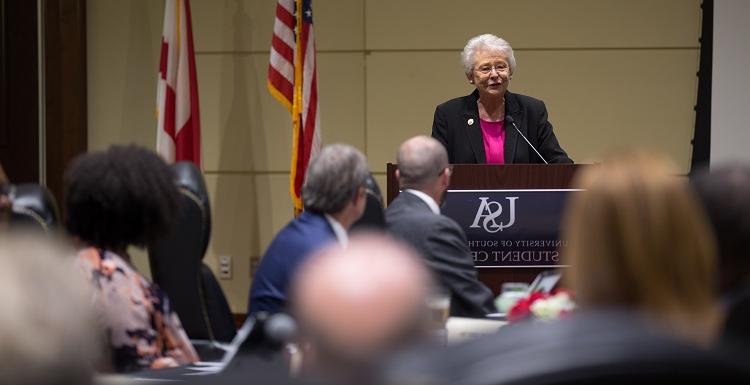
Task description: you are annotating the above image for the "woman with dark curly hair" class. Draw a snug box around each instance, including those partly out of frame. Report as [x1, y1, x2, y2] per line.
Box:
[64, 144, 198, 372]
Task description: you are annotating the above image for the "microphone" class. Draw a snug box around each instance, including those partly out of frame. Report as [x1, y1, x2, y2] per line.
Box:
[506, 116, 548, 164]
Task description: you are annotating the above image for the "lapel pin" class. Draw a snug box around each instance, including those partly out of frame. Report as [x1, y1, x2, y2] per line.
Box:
[467, 118, 474, 126]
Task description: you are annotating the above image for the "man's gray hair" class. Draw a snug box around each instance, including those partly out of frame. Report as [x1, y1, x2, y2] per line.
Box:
[461, 34, 517, 77]
[303, 144, 369, 214]
[397, 136, 449, 190]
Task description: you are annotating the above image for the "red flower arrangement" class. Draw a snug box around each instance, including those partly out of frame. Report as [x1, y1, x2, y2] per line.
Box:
[507, 289, 576, 322]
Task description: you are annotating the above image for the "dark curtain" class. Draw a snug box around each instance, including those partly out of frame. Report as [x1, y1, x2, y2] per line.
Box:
[691, 0, 713, 174]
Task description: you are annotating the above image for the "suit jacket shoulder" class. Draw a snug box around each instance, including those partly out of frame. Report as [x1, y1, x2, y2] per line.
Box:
[248, 211, 336, 315]
[509, 92, 544, 110]
[435, 93, 473, 113]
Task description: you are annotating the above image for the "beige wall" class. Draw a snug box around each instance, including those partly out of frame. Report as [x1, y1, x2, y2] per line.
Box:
[87, 0, 702, 313]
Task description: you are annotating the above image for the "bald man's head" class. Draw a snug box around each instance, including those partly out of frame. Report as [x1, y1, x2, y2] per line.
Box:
[291, 233, 431, 379]
[397, 136, 449, 190]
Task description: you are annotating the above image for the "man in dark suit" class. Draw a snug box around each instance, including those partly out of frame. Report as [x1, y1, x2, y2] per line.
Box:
[385, 136, 496, 318]
[248, 144, 370, 315]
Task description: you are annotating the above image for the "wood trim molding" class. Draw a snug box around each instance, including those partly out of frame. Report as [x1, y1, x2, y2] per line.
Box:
[43, 0, 87, 209]
[0, 0, 39, 184]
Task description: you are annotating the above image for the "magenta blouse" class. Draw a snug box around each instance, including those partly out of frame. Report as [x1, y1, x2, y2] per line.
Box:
[480, 119, 506, 164]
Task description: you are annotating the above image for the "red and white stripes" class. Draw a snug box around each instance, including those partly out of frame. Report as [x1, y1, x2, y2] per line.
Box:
[156, 0, 201, 166]
[268, 0, 321, 211]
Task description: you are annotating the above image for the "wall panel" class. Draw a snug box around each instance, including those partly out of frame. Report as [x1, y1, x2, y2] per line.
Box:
[192, 0, 364, 52]
[366, 0, 700, 50]
[87, 0, 162, 150]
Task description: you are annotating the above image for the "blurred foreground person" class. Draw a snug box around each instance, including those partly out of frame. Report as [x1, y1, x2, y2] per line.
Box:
[65, 145, 198, 372]
[563, 152, 720, 344]
[0, 234, 99, 385]
[291, 233, 432, 385]
[249, 144, 370, 315]
[0, 164, 11, 229]
[692, 164, 750, 353]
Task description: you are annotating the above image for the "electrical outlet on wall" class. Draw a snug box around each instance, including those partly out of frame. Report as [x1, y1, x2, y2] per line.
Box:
[219, 255, 232, 279]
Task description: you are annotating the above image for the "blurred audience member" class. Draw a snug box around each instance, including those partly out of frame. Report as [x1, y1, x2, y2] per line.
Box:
[691, 164, 750, 299]
[0, 164, 11, 229]
[0, 233, 99, 385]
[692, 164, 750, 350]
[291, 233, 432, 385]
[562, 152, 720, 344]
[248, 144, 369, 315]
[64, 145, 199, 372]
[386, 135, 495, 317]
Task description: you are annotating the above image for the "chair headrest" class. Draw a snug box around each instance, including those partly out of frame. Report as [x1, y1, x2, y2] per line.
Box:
[173, 162, 209, 202]
[9, 184, 59, 233]
[171, 162, 211, 261]
[364, 174, 383, 203]
[385, 310, 750, 385]
[352, 174, 386, 231]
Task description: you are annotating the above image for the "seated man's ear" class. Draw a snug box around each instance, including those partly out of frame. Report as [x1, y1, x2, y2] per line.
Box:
[441, 166, 451, 183]
[350, 186, 367, 210]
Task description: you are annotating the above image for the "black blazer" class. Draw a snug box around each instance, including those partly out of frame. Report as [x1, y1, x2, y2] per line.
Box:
[385, 191, 496, 318]
[432, 90, 572, 164]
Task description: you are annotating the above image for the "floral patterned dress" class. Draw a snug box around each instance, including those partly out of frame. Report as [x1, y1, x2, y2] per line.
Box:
[76, 247, 199, 372]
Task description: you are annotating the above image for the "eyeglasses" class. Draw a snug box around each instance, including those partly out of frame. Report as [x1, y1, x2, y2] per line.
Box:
[475, 64, 508, 75]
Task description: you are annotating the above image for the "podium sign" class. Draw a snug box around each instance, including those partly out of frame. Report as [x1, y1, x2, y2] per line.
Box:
[386, 163, 584, 293]
[442, 189, 580, 267]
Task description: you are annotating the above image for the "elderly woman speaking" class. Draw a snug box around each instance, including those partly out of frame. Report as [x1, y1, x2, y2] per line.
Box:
[432, 34, 572, 164]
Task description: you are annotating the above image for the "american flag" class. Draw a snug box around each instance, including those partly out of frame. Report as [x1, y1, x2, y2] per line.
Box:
[156, 0, 201, 166]
[268, 0, 321, 212]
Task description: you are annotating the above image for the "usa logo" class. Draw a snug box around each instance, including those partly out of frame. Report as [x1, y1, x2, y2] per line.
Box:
[469, 197, 518, 233]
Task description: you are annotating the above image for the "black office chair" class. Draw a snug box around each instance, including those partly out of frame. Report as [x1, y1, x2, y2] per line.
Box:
[718, 290, 750, 362]
[9, 183, 59, 233]
[351, 174, 385, 232]
[148, 162, 237, 349]
[384, 310, 750, 385]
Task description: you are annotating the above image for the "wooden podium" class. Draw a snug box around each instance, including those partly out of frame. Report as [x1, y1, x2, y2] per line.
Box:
[386, 163, 583, 295]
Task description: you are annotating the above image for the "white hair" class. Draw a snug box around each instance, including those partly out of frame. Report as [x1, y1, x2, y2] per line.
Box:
[461, 34, 517, 77]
